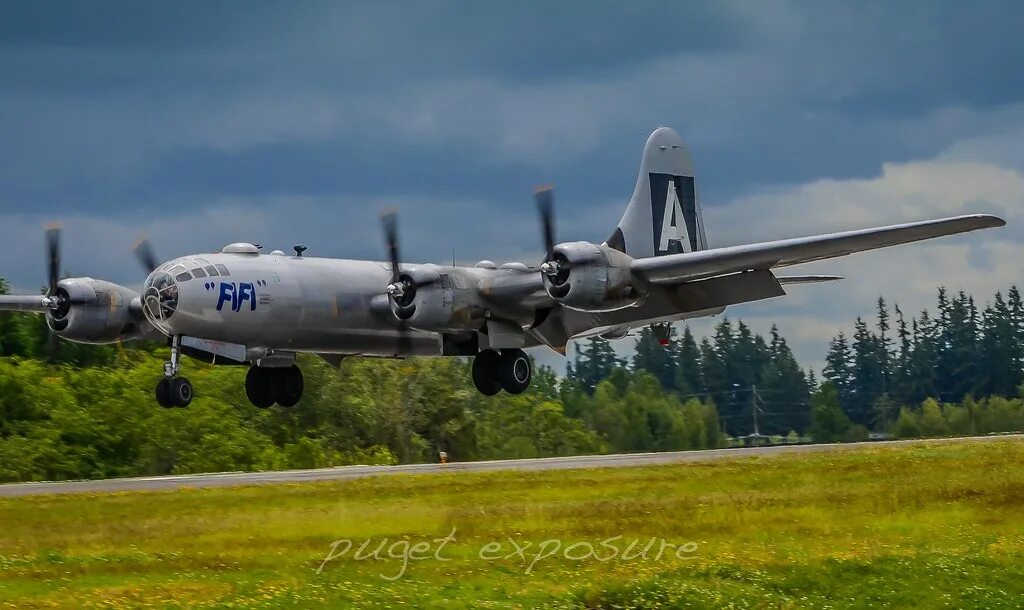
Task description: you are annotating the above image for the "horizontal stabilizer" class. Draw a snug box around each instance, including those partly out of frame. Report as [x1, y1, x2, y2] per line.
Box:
[632, 214, 1005, 284]
[775, 275, 843, 285]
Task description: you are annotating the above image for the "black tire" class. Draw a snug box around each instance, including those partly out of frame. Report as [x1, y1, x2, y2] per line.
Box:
[155, 378, 175, 408]
[170, 377, 193, 408]
[245, 366, 275, 408]
[274, 365, 304, 408]
[472, 350, 502, 396]
[498, 349, 532, 395]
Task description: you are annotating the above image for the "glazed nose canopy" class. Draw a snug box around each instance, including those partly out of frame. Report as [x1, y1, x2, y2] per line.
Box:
[143, 271, 179, 323]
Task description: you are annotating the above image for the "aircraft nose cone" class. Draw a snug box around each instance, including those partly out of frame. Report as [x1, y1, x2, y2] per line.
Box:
[142, 270, 179, 334]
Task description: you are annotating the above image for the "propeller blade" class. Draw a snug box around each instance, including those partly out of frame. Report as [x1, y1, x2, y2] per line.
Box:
[381, 210, 401, 285]
[44, 224, 61, 296]
[534, 184, 556, 255]
[132, 236, 159, 274]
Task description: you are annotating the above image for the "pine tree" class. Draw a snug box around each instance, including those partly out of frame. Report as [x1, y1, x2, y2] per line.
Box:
[759, 325, 811, 434]
[905, 309, 938, 403]
[823, 332, 853, 406]
[892, 303, 911, 399]
[849, 317, 883, 427]
[574, 336, 625, 394]
[632, 325, 676, 390]
[674, 326, 703, 397]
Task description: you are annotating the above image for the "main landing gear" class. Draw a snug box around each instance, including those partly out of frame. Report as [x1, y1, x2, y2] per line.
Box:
[472, 348, 532, 396]
[156, 335, 193, 408]
[245, 364, 304, 409]
[154, 335, 305, 409]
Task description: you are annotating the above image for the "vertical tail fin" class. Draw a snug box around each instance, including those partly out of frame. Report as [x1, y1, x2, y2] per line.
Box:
[606, 127, 707, 258]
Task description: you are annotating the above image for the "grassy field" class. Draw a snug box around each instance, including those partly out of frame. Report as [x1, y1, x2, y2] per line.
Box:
[0, 439, 1022, 609]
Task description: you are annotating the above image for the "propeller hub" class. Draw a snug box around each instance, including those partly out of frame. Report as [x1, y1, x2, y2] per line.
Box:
[386, 282, 405, 299]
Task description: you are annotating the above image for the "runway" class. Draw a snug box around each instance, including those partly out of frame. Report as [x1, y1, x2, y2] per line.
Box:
[1, 434, 1019, 498]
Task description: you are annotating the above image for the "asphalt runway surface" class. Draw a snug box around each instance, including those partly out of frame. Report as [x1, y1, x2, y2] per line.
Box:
[1, 434, 1019, 498]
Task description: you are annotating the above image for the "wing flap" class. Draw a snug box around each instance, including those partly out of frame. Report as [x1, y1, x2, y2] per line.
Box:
[632, 214, 1004, 285]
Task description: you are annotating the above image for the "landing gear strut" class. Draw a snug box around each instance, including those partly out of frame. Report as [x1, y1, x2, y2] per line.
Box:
[472, 348, 532, 395]
[156, 335, 193, 408]
[246, 365, 304, 408]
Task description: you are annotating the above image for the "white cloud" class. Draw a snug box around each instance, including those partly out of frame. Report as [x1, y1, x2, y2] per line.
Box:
[692, 141, 1024, 371]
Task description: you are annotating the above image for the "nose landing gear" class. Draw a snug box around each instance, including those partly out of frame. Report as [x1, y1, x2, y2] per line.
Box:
[156, 335, 193, 408]
[471, 348, 532, 395]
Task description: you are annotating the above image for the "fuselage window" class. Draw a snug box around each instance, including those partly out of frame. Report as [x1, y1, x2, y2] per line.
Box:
[176, 272, 193, 282]
[271, 272, 281, 283]
[192, 268, 207, 278]
[205, 265, 219, 277]
[216, 264, 230, 276]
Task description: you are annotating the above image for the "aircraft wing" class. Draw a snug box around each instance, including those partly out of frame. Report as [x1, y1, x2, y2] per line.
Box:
[631, 214, 1005, 285]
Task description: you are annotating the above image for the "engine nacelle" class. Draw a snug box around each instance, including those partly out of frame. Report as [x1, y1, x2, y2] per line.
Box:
[389, 266, 489, 333]
[47, 278, 145, 344]
[543, 242, 641, 311]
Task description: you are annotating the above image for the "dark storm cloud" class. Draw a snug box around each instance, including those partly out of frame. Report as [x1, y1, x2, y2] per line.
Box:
[3, 1, 1024, 213]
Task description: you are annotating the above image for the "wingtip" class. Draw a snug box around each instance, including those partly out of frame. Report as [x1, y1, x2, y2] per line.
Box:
[970, 213, 1006, 228]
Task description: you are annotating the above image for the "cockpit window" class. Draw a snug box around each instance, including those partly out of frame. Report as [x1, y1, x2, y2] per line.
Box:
[192, 268, 207, 278]
[176, 272, 192, 282]
[143, 271, 179, 330]
[216, 264, 230, 276]
[205, 265, 219, 277]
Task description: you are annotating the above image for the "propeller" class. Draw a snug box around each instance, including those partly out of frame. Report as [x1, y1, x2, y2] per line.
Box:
[42, 224, 67, 357]
[381, 211, 408, 301]
[132, 236, 160, 274]
[380, 210, 414, 354]
[45, 223, 60, 298]
[535, 185, 570, 286]
[535, 184, 556, 255]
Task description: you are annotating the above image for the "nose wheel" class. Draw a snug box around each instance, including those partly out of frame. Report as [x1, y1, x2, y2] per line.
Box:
[472, 348, 532, 395]
[156, 335, 193, 408]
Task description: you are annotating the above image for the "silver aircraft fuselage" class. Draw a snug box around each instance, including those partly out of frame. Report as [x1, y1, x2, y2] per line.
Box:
[141, 250, 535, 357]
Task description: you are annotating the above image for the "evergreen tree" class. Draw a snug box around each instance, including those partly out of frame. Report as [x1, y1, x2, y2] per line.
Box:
[759, 325, 811, 435]
[823, 332, 853, 407]
[903, 310, 936, 403]
[573, 336, 624, 394]
[673, 326, 703, 397]
[632, 325, 675, 390]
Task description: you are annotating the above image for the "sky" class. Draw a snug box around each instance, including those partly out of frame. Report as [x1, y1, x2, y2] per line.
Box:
[2, 1, 1024, 372]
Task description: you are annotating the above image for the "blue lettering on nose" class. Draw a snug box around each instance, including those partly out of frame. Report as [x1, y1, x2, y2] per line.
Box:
[237, 282, 256, 311]
[215, 282, 258, 312]
[216, 283, 234, 311]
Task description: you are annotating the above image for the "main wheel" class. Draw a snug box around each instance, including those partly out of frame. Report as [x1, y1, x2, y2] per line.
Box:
[169, 377, 194, 408]
[497, 349, 532, 395]
[472, 350, 502, 396]
[245, 366, 275, 408]
[156, 378, 175, 408]
[274, 365, 304, 408]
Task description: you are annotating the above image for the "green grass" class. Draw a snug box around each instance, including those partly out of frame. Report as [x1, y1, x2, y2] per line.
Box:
[1, 439, 1022, 609]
